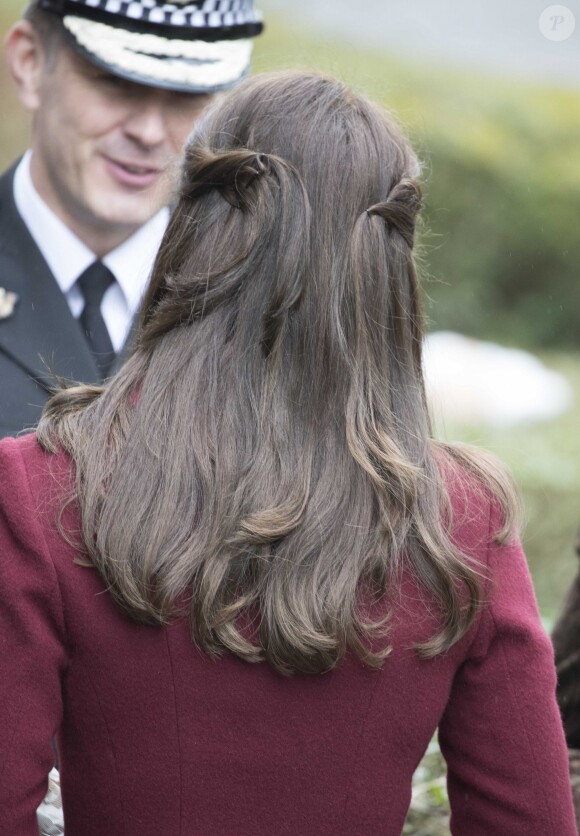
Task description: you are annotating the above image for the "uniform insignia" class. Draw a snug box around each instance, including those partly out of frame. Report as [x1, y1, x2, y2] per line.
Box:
[0, 287, 18, 320]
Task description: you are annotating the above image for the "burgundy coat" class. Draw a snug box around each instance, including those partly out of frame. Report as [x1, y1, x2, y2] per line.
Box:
[0, 434, 576, 835]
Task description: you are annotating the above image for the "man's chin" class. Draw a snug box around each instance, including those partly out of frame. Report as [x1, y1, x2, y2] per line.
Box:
[92, 198, 166, 232]
[70, 199, 165, 255]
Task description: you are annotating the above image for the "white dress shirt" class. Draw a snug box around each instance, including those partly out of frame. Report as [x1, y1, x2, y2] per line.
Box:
[13, 151, 169, 352]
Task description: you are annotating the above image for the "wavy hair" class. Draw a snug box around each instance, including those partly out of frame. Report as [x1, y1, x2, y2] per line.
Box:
[38, 71, 518, 675]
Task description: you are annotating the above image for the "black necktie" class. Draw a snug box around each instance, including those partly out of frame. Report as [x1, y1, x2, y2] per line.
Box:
[77, 261, 116, 381]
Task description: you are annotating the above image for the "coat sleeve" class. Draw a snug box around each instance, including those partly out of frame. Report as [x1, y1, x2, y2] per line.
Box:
[438, 499, 577, 835]
[0, 437, 67, 836]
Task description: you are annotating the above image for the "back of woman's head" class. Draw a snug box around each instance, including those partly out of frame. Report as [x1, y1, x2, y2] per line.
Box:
[39, 71, 517, 676]
[141, 71, 424, 435]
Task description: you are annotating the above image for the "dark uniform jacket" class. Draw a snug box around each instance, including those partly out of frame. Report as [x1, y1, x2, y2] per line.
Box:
[0, 164, 127, 438]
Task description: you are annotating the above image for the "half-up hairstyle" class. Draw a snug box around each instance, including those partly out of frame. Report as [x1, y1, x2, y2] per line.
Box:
[38, 71, 518, 676]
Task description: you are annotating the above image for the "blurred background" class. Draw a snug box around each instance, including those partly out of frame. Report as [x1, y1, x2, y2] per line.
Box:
[1, 1, 579, 828]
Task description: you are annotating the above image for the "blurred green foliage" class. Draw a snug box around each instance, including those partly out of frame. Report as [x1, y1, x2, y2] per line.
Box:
[443, 351, 580, 623]
[404, 737, 449, 834]
[0, 5, 31, 169]
[253, 14, 580, 349]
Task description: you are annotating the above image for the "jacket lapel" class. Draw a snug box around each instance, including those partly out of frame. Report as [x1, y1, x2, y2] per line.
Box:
[0, 164, 100, 393]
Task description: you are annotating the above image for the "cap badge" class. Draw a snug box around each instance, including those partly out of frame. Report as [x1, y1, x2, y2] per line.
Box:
[0, 288, 19, 320]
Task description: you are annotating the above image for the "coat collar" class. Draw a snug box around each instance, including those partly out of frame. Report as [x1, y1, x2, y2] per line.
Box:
[0, 163, 101, 393]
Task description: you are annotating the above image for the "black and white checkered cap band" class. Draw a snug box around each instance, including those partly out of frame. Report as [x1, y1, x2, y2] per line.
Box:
[40, 0, 262, 92]
[40, 0, 263, 40]
[63, 14, 255, 91]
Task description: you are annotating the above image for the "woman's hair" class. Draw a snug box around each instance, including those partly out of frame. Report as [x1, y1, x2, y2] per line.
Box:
[38, 71, 518, 676]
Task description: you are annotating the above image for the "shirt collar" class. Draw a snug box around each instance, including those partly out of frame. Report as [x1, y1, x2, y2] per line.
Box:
[13, 151, 169, 316]
[102, 208, 169, 317]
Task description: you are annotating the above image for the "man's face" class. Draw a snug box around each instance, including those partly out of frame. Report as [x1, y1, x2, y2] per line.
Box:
[28, 40, 212, 253]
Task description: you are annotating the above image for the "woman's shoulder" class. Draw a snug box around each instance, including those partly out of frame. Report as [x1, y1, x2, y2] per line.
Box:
[0, 431, 50, 468]
[0, 431, 72, 474]
[434, 441, 520, 561]
[0, 432, 74, 531]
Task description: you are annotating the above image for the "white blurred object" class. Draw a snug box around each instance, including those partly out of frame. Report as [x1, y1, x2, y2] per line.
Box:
[423, 331, 574, 428]
[37, 768, 64, 836]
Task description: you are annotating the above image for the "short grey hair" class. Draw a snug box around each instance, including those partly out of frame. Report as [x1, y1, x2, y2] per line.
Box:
[23, 2, 66, 64]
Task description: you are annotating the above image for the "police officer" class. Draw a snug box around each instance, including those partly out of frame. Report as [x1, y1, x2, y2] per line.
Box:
[0, 0, 263, 436]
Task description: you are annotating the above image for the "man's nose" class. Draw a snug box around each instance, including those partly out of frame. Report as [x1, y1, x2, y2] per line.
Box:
[124, 103, 167, 148]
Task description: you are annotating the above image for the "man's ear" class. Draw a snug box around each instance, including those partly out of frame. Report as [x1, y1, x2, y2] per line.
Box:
[4, 20, 47, 112]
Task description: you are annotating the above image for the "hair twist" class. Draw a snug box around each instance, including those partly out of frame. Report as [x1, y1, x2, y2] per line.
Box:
[183, 146, 270, 211]
[366, 178, 422, 248]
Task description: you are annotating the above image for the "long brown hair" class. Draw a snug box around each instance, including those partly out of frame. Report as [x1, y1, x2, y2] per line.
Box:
[38, 71, 518, 675]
